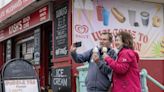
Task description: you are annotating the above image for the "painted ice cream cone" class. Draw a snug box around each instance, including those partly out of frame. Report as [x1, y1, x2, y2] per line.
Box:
[84, 0, 94, 22]
[77, 10, 81, 22]
[88, 10, 93, 22]
[74, 0, 84, 22]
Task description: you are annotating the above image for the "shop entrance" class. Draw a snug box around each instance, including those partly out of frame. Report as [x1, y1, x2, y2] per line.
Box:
[13, 22, 53, 92]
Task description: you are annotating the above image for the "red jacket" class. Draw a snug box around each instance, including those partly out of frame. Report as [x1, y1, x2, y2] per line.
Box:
[105, 48, 141, 92]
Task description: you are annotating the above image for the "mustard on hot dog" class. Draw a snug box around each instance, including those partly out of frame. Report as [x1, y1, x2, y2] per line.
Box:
[111, 7, 126, 23]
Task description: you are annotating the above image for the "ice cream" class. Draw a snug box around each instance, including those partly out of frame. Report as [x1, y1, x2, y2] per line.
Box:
[93, 47, 99, 53]
[102, 47, 108, 53]
[91, 47, 99, 62]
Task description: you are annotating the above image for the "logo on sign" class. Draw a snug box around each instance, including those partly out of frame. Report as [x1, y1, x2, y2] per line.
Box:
[75, 25, 89, 34]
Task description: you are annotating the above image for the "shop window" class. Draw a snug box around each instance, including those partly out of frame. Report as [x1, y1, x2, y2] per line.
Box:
[16, 36, 35, 64]
[24, 40, 34, 61]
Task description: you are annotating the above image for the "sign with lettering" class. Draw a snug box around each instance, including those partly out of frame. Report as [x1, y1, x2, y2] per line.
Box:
[51, 66, 71, 92]
[34, 28, 40, 65]
[73, 0, 164, 59]
[54, 2, 68, 58]
[6, 39, 12, 62]
[1, 59, 40, 92]
[3, 59, 36, 79]
[0, 0, 35, 22]
[4, 79, 39, 92]
[2, 59, 40, 92]
[0, 5, 49, 42]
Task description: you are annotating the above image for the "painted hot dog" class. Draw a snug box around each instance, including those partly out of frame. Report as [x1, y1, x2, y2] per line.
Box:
[111, 7, 126, 23]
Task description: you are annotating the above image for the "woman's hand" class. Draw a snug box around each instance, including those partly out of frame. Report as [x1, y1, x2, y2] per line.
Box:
[103, 53, 109, 60]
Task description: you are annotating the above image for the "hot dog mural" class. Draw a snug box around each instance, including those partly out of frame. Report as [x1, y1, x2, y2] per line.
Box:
[73, 0, 164, 59]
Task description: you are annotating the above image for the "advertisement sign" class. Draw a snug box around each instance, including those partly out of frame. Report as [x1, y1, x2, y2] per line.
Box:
[4, 79, 39, 92]
[54, 2, 68, 58]
[0, 5, 49, 42]
[34, 28, 40, 65]
[6, 39, 12, 62]
[73, 0, 164, 59]
[0, 0, 35, 22]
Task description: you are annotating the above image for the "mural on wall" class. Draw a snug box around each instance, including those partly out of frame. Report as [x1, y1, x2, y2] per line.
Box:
[73, 0, 164, 59]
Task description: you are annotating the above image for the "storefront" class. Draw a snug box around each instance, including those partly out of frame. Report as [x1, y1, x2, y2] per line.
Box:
[0, 0, 163, 92]
[0, 0, 54, 91]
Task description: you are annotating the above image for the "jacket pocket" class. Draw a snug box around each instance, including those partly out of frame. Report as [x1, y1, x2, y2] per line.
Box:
[121, 80, 128, 89]
[86, 81, 96, 89]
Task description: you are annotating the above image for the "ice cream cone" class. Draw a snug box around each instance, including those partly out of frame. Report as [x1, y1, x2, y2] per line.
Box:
[91, 47, 99, 62]
[74, 0, 84, 22]
[93, 47, 99, 53]
[102, 47, 108, 53]
[77, 10, 81, 22]
[84, 0, 94, 21]
[88, 10, 93, 22]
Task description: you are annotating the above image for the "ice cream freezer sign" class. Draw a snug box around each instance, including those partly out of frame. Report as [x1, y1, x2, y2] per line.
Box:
[4, 79, 39, 92]
[73, 0, 164, 59]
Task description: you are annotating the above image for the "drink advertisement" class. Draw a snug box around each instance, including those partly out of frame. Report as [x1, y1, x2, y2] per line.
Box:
[73, 0, 164, 59]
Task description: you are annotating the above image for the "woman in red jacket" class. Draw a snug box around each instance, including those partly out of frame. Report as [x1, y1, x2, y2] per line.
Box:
[103, 31, 141, 92]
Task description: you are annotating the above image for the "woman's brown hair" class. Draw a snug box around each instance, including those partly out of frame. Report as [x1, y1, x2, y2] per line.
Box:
[116, 31, 134, 50]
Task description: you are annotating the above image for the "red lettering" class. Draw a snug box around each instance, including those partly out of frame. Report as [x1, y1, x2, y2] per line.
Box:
[133, 41, 142, 51]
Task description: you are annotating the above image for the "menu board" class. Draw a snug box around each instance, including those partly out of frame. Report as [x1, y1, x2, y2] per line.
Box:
[2, 59, 40, 92]
[3, 59, 36, 79]
[51, 66, 71, 92]
[54, 2, 68, 58]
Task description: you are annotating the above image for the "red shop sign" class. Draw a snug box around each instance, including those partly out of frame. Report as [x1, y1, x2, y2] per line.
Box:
[0, 5, 49, 42]
[0, 0, 35, 22]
